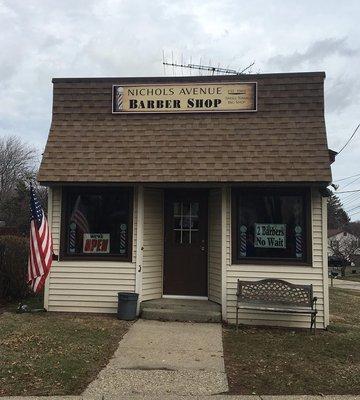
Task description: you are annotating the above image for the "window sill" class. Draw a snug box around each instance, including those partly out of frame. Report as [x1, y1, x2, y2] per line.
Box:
[231, 258, 312, 267]
[58, 255, 133, 262]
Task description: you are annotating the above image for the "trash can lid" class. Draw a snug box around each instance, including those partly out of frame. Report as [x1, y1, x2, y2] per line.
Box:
[118, 292, 139, 300]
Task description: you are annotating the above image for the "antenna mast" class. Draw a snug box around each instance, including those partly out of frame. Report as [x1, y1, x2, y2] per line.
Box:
[162, 58, 255, 76]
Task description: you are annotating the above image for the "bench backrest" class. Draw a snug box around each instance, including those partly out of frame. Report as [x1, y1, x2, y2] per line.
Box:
[237, 279, 313, 307]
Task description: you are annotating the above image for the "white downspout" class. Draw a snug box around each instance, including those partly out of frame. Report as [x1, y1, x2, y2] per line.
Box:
[322, 195, 330, 327]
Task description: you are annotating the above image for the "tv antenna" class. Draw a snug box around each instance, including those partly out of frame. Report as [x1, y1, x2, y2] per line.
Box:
[162, 52, 255, 76]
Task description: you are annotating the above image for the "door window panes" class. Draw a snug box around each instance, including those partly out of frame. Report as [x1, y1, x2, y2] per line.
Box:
[173, 202, 199, 244]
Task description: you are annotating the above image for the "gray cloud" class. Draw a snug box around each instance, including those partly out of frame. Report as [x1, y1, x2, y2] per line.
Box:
[326, 76, 360, 113]
[267, 37, 359, 70]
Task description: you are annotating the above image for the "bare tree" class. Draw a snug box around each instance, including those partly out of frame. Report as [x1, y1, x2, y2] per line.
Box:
[329, 235, 360, 261]
[329, 234, 360, 276]
[0, 135, 38, 203]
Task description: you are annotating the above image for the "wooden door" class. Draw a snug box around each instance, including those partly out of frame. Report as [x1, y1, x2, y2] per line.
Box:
[163, 190, 208, 296]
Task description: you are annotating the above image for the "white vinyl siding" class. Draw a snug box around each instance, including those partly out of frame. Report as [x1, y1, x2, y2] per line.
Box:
[45, 186, 137, 313]
[208, 189, 222, 304]
[225, 188, 329, 329]
[142, 188, 164, 301]
[50, 187, 61, 254]
[45, 185, 329, 328]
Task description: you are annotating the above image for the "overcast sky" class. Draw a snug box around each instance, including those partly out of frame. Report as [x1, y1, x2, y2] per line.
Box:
[1, 0, 359, 218]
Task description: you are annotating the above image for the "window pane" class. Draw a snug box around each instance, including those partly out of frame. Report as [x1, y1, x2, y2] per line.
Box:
[182, 216, 192, 229]
[192, 218, 199, 230]
[174, 217, 182, 229]
[191, 202, 199, 217]
[236, 190, 307, 261]
[66, 189, 131, 257]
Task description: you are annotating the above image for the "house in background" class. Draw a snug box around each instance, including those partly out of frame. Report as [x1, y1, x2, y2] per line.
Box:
[328, 229, 360, 276]
[38, 72, 333, 329]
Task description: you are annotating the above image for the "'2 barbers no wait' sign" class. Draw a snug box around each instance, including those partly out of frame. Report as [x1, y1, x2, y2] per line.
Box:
[254, 223, 286, 249]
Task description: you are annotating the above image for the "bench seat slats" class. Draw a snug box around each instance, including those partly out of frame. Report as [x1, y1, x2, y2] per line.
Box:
[237, 304, 316, 314]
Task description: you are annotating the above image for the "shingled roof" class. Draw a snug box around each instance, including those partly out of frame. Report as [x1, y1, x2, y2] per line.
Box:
[38, 72, 332, 185]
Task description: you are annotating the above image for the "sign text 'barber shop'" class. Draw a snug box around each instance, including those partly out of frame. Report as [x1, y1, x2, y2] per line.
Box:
[112, 82, 257, 113]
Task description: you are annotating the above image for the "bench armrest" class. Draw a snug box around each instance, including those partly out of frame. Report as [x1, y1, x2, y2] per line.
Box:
[236, 279, 241, 297]
[312, 296, 318, 309]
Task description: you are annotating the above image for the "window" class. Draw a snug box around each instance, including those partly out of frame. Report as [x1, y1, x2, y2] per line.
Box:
[61, 187, 133, 260]
[173, 201, 199, 244]
[232, 188, 311, 264]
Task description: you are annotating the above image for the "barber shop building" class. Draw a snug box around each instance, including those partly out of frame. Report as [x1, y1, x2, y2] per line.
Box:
[38, 72, 333, 329]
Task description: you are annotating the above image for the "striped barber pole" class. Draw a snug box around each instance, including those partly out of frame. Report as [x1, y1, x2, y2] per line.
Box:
[69, 222, 76, 253]
[295, 225, 303, 258]
[28, 184, 53, 293]
[116, 86, 124, 111]
[239, 225, 247, 257]
[119, 223, 127, 254]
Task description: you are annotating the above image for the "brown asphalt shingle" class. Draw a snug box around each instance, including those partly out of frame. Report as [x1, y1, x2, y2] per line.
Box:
[38, 73, 332, 184]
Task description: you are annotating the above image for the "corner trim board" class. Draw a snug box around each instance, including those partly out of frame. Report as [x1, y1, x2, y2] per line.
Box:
[135, 186, 144, 313]
[221, 187, 227, 321]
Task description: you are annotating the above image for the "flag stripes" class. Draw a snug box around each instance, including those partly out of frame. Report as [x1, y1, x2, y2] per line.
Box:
[28, 185, 53, 293]
[71, 195, 90, 234]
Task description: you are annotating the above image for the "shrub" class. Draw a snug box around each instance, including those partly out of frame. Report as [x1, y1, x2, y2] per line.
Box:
[0, 235, 30, 300]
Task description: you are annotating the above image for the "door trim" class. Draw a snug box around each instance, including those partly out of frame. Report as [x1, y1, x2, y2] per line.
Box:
[163, 189, 208, 296]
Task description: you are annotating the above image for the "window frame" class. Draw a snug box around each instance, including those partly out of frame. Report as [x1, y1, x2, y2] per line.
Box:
[60, 186, 133, 262]
[231, 187, 312, 266]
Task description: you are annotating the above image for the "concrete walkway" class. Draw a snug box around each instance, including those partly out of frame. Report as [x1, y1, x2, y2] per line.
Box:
[83, 319, 228, 397]
[332, 279, 360, 291]
[1, 395, 360, 399]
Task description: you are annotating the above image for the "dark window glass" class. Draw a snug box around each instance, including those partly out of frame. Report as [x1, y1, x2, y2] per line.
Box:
[62, 188, 132, 259]
[173, 201, 199, 244]
[233, 189, 309, 262]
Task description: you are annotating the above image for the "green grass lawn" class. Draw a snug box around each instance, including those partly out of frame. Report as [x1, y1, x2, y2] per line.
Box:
[0, 298, 132, 396]
[223, 288, 360, 395]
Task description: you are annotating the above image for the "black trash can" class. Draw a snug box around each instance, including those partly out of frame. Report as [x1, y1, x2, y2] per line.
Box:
[117, 292, 139, 320]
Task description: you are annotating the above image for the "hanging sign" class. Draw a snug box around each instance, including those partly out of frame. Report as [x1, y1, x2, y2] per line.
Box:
[83, 233, 110, 253]
[254, 224, 286, 249]
[112, 82, 257, 113]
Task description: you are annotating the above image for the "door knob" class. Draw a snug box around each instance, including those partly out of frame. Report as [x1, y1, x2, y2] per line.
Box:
[200, 245, 205, 251]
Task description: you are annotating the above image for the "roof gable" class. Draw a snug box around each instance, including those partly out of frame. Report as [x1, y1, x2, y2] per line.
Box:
[38, 72, 332, 184]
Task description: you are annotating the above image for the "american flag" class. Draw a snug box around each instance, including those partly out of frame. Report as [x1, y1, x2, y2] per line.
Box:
[28, 184, 53, 293]
[70, 195, 90, 234]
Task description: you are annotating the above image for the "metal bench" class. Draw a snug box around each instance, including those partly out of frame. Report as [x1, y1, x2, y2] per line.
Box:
[236, 279, 318, 333]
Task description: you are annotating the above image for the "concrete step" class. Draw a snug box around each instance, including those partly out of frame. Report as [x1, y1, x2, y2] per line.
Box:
[140, 299, 222, 323]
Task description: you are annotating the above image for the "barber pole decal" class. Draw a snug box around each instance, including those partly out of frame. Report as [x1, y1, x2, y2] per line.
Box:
[69, 222, 76, 253]
[295, 225, 303, 258]
[120, 223, 127, 254]
[239, 225, 247, 257]
[116, 86, 124, 111]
